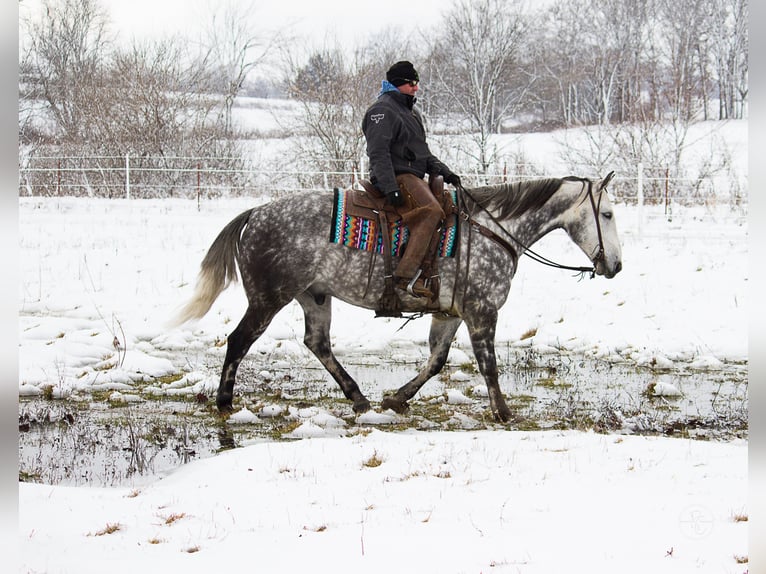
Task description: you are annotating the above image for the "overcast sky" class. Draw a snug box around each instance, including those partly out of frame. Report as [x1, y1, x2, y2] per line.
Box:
[20, 0, 450, 52]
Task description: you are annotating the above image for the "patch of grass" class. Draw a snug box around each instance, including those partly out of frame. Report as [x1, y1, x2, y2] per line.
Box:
[152, 373, 185, 385]
[733, 554, 748, 564]
[148, 537, 164, 545]
[409, 400, 453, 425]
[519, 327, 537, 340]
[93, 523, 122, 536]
[90, 390, 114, 403]
[458, 362, 478, 374]
[271, 419, 303, 440]
[536, 376, 557, 388]
[19, 470, 42, 483]
[363, 451, 384, 468]
[184, 546, 200, 553]
[508, 393, 536, 405]
[163, 512, 186, 525]
[514, 418, 541, 431]
[732, 511, 748, 523]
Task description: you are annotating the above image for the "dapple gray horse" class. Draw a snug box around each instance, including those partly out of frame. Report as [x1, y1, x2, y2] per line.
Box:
[174, 173, 622, 422]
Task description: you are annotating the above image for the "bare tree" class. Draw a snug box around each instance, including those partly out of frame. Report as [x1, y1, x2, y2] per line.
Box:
[203, 0, 280, 135]
[654, 0, 710, 122]
[23, 0, 111, 143]
[20, 0, 248, 198]
[536, 0, 591, 126]
[536, 0, 652, 126]
[710, 0, 748, 120]
[288, 47, 374, 186]
[430, 0, 530, 174]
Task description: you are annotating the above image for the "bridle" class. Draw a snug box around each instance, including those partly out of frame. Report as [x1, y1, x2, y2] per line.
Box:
[457, 172, 613, 279]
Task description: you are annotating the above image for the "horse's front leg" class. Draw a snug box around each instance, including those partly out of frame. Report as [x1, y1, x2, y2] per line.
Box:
[381, 314, 463, 413]
[464, 307, 513, 423]
[296, 292, 371, 414]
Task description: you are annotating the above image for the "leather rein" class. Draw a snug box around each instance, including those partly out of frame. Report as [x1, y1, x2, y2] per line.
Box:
[455, 177, 608, 279]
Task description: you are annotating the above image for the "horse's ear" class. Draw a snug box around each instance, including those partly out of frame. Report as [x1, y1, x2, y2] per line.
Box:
[600, 171, 615, 190]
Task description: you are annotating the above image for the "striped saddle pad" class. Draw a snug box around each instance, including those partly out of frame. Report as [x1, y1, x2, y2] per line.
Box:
[329, 188, 458, 258]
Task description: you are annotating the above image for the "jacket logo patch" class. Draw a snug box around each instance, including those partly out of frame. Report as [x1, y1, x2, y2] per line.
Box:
[370, 114, 385, 124]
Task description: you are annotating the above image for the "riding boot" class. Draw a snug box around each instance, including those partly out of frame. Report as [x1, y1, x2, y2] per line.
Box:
[393, 174, 445, 297]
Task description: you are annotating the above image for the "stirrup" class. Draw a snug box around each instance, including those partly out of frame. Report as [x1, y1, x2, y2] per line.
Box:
[405, 269, 424, 297]
[396, 270, 434, 299]
[407, 269, 425, 297]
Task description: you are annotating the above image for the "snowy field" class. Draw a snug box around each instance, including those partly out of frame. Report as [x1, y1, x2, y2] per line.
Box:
[20, 429, 747, 574]
[17, 114, 750, 572]
[18, 191, 749, 573]
[17, 196, 748, 396]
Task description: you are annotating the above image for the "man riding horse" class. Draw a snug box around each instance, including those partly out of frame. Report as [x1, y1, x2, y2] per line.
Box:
[362, 60, 462, 300]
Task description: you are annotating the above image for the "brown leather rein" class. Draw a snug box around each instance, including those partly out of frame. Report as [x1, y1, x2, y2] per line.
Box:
[456, 176, 609, 279]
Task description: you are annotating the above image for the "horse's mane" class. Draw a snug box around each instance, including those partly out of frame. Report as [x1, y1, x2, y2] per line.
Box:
[463, 178, 565, 220]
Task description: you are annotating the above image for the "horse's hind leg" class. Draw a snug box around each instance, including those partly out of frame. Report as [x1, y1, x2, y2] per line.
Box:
[381, 314, 463, 413]
[217, 304, 280, 411]
[295, 292, 371, 414]
[463, 307, 513, 422]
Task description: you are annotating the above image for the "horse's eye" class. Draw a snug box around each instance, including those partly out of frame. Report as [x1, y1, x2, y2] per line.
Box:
[602, 212, 613, 220]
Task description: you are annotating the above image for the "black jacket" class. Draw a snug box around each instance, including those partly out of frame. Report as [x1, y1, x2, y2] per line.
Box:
[362, 90, 455, 194]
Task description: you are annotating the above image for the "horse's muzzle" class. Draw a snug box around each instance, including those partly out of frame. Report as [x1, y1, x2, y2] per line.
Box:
[595, 258, 622, 279]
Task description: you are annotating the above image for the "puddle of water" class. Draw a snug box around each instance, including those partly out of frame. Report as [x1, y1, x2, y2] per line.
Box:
[18, 400, 228, 487]
[19, 357, 747, 487]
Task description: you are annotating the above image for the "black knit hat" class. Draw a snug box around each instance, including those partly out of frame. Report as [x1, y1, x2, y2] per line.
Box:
[386, 61, 419, 87]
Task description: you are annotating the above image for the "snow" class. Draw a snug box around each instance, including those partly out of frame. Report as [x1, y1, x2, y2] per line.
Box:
[20, 430, 747, 573]
[18, 120, 748, 571]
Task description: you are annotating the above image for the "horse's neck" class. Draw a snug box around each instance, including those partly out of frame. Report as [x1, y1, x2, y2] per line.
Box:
[479, 203, 562, 252]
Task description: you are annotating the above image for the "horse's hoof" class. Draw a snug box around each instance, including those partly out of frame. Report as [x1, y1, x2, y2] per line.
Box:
[353, 398, 372, 414]
[216, 394, 234, 413]
[381, 396, 409, 414]
[494, 408, 521, 424]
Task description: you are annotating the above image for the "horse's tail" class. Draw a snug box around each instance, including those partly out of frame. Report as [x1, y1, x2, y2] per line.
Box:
[171, 208, 253, 326]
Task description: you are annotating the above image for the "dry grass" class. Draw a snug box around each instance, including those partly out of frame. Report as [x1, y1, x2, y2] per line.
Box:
[362, 451, 384, 468]
[92, 523, 121, 536]
[519, 327, 538, 340]
[163, 512, 186, 525]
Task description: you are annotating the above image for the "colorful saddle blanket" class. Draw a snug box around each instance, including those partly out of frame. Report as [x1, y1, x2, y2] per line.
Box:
[329, 188, 458, 258]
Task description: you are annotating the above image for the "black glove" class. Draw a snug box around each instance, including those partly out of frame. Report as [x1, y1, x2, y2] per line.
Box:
[386, 189, 405, 207]
[445, 173, 462, 188]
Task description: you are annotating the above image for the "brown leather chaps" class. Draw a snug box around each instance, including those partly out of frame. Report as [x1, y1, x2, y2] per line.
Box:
[393, 173, 446, 279]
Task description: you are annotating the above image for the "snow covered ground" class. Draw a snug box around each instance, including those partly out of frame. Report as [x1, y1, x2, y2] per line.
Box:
[20, 429, 747, 574]
[17, 117, 750, 571]
[18, 191, 749, 573]
[17, 196, 747, 397]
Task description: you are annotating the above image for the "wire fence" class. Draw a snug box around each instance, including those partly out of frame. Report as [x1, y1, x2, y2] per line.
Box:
[18, 154, 748, 214]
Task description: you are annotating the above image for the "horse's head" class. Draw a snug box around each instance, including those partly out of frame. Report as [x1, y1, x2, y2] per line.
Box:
[562, 171, 623, 279]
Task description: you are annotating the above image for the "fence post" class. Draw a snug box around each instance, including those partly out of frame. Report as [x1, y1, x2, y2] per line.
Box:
[197, 162, 201, 211]
[664, 166, 671, 220]
[637, 161, 643, 237]
[125, 152, 130, 199]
